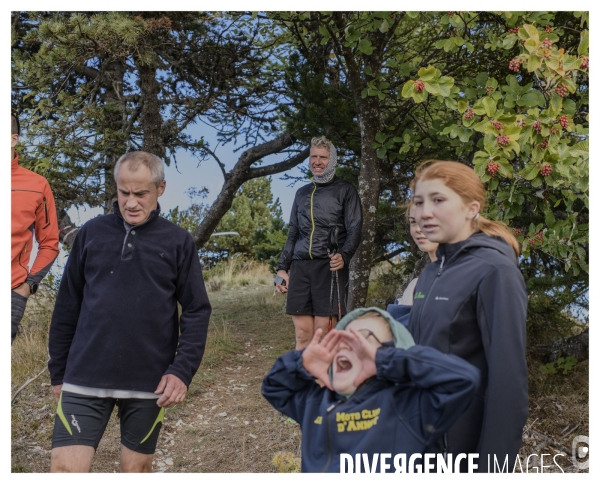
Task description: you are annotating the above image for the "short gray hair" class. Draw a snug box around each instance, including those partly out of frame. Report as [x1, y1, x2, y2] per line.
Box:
[114, 151, 165, 187]
[311, 136, 334, 153]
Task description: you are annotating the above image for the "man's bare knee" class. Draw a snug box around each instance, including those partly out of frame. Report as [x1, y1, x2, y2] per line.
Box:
[51, 445, 95, 472]
[120, 445, 154, 473]
[293, 315, 315, 350]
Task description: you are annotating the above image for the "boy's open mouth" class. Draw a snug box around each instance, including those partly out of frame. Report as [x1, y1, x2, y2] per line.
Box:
[335, 355, 353, 372]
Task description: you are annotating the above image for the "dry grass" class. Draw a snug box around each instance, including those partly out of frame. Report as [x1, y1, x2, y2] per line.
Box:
[204, 255, 273, 292]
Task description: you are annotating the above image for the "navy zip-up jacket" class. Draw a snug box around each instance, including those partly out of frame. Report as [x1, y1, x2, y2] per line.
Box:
[48, 202, 212, 392]
[408, 232, 528, 472]
[262, 345, 480, 472]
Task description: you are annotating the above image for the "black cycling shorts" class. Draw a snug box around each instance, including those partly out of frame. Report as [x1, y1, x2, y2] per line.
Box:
[52, 391, 164, 455]
[286, 259, 349, 317]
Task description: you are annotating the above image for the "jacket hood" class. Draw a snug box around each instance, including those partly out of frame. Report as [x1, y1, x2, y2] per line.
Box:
[436, 231, 518, 267]
[336, 306, 415, 349]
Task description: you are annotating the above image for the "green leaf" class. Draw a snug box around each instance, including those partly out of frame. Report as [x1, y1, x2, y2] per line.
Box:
[521, 90, 546, 107]
[418, 66, 437, 81]
[375, 132, 387, 143]
[445, 97, 458, 110]
[358, 39, 375, 55]
[401, 80, 415, 98]
[457, 100, 469, 113]
[424, 81, 440, 96]
[481, 97, 497, 117]
[545, 211, 556, 228]
[578, 29, 589, 55]
[412, 89, 426, 103]
[406, 11, 419, 19]
[549, 94, 563, 117]
[527, 54, 542, 72]
[437, 76, 454, 97]
[523, 24, 540, 41]
[521, 163, 540, 180]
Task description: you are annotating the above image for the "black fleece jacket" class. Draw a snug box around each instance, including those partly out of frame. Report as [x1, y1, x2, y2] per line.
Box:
[48, 203, 212, 392]
[408, 232, 528, 472]
[276, 176, 362, 270]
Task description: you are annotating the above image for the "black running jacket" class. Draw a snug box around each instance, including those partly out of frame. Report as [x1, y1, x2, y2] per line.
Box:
[276, 177, 362, 270]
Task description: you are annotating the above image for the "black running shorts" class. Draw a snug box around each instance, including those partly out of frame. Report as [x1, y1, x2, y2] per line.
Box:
[286, 259, 349, 317]
[52, 391, 164, 454]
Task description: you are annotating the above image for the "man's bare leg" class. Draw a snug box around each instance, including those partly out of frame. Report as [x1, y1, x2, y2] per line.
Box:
[314, 315, 335, 335]
[292, 315, 315, 350]
[50, 445, 95, 472]
[120, 445, 153, 472]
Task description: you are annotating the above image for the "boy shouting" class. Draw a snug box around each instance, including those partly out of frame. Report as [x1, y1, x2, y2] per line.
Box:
[262, 307, 480, 472]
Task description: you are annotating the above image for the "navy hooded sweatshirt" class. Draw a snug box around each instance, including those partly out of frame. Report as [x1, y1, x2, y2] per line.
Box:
[262, 344, 480, 472]
[408, 232, 528, 472]
[48, 202, 212, 392]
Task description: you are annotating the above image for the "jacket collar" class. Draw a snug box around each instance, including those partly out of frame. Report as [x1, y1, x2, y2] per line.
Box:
[112, 200, 161, 228]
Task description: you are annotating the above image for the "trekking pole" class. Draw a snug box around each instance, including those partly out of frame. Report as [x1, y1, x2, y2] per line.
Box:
[327, 226, 340, 332]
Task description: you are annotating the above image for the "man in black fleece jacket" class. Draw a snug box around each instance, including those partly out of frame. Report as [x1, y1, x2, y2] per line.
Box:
[48, 151, 211, 472]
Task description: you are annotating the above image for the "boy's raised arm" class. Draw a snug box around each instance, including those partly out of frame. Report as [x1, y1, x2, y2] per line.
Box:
[375, 345, 481, 447]
[262, 329, 342, 422]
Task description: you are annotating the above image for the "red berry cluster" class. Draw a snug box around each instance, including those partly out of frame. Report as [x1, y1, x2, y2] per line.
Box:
[559, 115, 569, 129]
[541, 38, 553, 49]
[509, 58, 523, 72]
[539, 139, 549, 150]
[528, 231, 544, 245]
[485, 86, 495, 93]
[496, 135, 510, 147]
[555, 83, 568, 97]
[414, 80, 425, 93]
[464, 108, 475, 120]
[490, 120, 504, 130]
[532, 120, 542, 134]
[508, 27, 519, 34]
[516, 118, 526, 128]
[487, 161, 500, 176]
[545, 25, 553, 33]
[513, 228, 523, 236]
[580, 56, 589, 69]
[448, 11, 454, 17]
[540, 164, 552, 176]
[550, 128, 559, 135]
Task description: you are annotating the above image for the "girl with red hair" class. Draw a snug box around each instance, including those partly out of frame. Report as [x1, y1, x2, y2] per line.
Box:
[408, 160, 528, 473]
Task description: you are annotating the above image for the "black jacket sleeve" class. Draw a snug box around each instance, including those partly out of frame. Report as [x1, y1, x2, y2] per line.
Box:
[164, 233, 212, 387]
[339, 185, 362, 267]
[276, 197, 299, 272]
[376, 345, 481, 448]
[475, 265, 528, 472]
[261, 350, 319, 423]
[48, 228, 86, 385]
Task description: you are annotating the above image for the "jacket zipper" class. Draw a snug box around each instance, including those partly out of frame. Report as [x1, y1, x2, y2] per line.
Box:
[43, 197, 49, 227]
[322, 398, 347, 472]
[308, 182, 317, 259]
[414, 255, 445, 341]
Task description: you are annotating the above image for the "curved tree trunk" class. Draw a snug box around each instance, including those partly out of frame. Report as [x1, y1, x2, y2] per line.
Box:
[192, 132, 309, 250]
